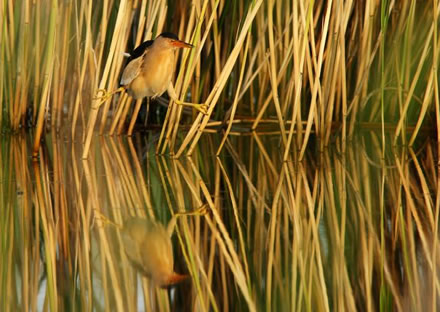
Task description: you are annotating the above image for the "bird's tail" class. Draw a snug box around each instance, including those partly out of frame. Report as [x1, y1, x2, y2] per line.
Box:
[162, 272, 188, 288]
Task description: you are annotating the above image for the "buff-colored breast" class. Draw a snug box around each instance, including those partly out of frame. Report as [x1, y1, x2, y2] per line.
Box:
[127, 49, 175, 99]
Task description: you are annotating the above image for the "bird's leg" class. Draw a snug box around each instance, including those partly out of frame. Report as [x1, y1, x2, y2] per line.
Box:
[166, 204, 208, 237]
[93, 87, 126, 108]
[167, 84, 208, 115]
[92, 209, 123, 230]
[174, 99, 209, 115]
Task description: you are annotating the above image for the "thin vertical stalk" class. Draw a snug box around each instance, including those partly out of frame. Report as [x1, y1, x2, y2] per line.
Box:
[32, 0, 57, 156]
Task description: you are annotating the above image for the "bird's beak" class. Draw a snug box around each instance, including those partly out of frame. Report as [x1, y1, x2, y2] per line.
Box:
[171, 40, 194, 49]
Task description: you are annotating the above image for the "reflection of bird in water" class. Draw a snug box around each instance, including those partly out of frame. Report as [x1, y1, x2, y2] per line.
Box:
[121, 217, 186, 288]
[95, 205, 207, 288]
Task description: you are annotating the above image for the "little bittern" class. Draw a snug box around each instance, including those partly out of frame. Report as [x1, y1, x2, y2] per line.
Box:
[121, 217, 187, 288]
[94, 205, 207, 288]
[96, 32, 207, 114]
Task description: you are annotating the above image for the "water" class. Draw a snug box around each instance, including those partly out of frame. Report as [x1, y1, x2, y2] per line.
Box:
[0, 131, 438, 311]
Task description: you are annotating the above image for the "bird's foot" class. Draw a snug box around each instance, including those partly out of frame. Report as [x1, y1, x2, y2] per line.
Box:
[167, 204, 209, 236]
[92, 89, 112, 109]
[92, 87, 125, 109]
[194, 203, 209, 215]
[174, 99, 209, 115]
[92, 209, 122, 229]
[194, 103, 209, 115]
[175, 204, 209, 218]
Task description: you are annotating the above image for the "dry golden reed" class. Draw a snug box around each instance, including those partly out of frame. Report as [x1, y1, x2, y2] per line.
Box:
[0, 1, 437, 158]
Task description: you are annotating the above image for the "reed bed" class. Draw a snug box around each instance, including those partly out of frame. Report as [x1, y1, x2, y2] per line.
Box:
[1, 0, 439, 311]
[0, 130, 438, 311]
[1, 1, 438, 157]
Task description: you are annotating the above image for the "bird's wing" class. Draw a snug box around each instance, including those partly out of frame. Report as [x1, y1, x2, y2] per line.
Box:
[120, 40, 154, 86]
[120, 55, 144, 86]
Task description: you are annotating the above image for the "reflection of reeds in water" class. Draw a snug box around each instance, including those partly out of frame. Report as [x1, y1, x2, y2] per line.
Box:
[1, 132, 439, 311]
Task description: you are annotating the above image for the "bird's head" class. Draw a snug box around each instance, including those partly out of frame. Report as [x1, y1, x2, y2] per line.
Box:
[155, 32, 194, 50]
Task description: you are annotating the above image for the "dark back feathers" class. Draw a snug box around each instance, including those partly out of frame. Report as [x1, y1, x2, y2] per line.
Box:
[128, 40, 154, 62]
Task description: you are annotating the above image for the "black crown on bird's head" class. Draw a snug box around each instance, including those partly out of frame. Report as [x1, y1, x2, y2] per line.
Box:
[159, 32, 179, 40]
[126, 32, 181, 64]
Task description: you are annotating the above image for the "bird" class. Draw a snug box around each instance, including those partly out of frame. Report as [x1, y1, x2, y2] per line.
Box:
[120, 217, 187, 288]
[95, 32, 208, 114]
[93, 204, 208, 288]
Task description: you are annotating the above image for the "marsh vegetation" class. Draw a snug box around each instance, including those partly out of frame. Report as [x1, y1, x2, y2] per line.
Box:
[1, 0, 439, 311]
